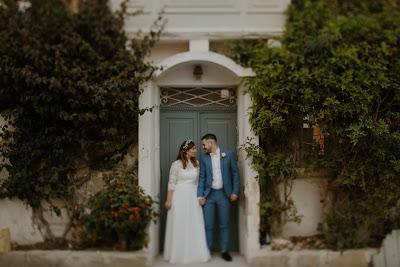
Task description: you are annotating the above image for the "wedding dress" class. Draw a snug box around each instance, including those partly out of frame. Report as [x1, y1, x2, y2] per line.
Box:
[163, 160, 210, 264]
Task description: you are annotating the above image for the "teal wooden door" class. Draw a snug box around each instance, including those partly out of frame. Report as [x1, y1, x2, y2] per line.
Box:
[160, 110, 238, 252]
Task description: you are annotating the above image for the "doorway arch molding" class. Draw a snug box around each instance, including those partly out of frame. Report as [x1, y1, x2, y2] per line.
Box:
[154, 51, 254, 78]
[138, 50, 260, 262]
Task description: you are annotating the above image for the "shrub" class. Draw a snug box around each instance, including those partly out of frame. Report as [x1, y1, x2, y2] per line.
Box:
[80, 172, 158, 250]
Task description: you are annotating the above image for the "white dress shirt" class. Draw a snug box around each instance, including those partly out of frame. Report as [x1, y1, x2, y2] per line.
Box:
[211, 147, 223, 189]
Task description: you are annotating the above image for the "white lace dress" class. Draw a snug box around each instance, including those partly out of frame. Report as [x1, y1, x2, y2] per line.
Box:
[163, 160, 210, 264]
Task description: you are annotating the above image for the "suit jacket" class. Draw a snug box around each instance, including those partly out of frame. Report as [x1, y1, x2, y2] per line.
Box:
[197, 148, 240, 198]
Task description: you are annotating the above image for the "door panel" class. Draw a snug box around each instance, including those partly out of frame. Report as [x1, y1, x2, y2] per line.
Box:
[160, 112, 198, 251]
[199, 112, 237, 151]
[160, 110, 238, 252]
[200, 112, 238, 252]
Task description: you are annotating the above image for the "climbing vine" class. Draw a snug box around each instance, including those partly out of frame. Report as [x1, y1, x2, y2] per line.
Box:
[231, 0, 400, 249]
[0, 0, 161, 213]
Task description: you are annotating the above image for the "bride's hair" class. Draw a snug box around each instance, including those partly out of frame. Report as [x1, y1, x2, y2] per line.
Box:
[177, 140, 199, 169]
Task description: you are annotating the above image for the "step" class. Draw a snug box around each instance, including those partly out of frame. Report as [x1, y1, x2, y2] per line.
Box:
[0, 250, 150, 267]
[249, 248, 378, 267]
[153, 253, 248, 267]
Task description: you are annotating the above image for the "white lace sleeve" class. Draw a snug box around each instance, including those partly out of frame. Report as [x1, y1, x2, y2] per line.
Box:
[168, 161, 179, 191]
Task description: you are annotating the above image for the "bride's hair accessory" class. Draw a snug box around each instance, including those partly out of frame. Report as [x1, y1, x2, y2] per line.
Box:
[182, 139, 193, 151]
[177, 139, 198, 169]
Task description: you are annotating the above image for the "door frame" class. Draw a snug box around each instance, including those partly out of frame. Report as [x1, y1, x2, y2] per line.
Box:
[138, 50, 260, 261]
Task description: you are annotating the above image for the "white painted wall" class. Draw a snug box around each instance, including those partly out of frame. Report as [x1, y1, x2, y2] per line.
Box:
[280, 176, 330, 238]
[111, 0, 290, 40]
[148, 42, 188, 64]
[373, 229, 400, 267]
[0, 199, 44, 245]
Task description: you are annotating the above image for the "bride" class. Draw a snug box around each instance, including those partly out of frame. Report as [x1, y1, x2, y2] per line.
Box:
[163, 140, 211, 264]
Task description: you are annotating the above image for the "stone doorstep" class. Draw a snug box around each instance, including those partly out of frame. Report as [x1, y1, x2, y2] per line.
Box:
[0, 250, 151, 267]
[248, 248, 379, 267]
[0, 248, 379, 267]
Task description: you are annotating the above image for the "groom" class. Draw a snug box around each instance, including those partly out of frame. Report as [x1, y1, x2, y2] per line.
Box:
[197, 133, 240, 262]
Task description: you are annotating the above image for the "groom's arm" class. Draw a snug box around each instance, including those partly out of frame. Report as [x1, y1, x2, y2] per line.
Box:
[197, 155, 206, 197]
[230, 151, 240, 196]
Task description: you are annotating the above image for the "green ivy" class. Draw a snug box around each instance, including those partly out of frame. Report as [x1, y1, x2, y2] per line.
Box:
[232, 0, 400, 249]
[0, 0, 160, 209]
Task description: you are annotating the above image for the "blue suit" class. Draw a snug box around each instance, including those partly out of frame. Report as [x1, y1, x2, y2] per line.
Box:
[197, 148, 240, 252]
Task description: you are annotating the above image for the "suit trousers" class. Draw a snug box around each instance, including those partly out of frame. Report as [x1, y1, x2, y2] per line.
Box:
[202, 189, 230, 252]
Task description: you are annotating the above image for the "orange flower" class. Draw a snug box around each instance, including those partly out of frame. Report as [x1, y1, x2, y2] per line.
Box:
[127, 207, 140, 213]
[128, 214, 137, 222]
[111, 211, 119, 217]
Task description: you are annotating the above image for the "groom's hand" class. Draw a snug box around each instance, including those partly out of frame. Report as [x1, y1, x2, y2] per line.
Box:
[198, 197, 206, 206]
[230, 194, 238, 202]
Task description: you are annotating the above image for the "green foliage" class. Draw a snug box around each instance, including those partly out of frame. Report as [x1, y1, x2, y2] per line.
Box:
[233, 0, 400, 249]
[79, 172, 158, 250]
[0, 0, 159, 208]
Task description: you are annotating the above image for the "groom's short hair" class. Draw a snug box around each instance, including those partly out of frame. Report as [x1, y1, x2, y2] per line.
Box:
[201, 133, 217, 142]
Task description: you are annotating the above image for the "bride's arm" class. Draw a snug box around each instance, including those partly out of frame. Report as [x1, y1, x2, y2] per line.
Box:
[165, 161, 179, 210]
[165, 190, 174, 210]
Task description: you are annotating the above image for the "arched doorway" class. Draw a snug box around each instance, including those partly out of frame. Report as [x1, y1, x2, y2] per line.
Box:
[138, 49, 260, 260]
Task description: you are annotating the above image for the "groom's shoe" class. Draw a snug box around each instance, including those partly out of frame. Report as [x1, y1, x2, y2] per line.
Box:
[221, 251, 232, 262]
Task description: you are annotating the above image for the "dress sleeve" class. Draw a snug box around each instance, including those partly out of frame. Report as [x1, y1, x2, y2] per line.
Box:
[168, 161, 179, 191]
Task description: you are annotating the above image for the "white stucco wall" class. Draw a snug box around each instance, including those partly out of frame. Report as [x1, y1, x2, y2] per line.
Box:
[111, 0, 290, 40]
[149, 42, 188, 64]
[0, 199, 44, 245]
[280, 176, 330, 238]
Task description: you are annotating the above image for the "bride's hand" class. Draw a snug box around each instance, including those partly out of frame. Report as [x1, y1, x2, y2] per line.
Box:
[164, 201, 172, 210]
[198, 197, 206, 206]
